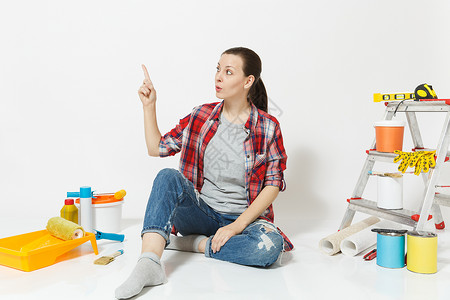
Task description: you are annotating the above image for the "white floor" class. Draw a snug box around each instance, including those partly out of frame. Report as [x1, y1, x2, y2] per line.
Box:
[1, 217, 450, 300]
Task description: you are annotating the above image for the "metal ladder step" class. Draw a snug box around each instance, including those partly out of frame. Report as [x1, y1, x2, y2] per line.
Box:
[366, 149, 450, 163]
[434, 193, 450, 207]
[386, 100, 450, 112]
[366, 150, 397, 163]
[348, 198, 417, 227]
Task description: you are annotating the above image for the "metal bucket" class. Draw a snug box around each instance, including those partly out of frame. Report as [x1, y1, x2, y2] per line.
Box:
[407, 231, 437, 274]
[376, 231, 405, 269]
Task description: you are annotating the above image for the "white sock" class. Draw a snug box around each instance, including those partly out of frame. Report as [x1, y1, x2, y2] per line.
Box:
[115, 252, 167, 299]
[165, 234, 207, 253]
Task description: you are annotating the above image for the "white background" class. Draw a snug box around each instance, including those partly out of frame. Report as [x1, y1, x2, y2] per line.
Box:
[1, 0, 450, 232]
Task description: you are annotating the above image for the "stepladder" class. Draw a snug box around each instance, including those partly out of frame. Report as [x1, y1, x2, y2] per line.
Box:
[340, 99, 450, 232]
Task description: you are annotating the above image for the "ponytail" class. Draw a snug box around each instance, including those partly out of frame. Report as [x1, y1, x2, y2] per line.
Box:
[248, 78, 268, 113]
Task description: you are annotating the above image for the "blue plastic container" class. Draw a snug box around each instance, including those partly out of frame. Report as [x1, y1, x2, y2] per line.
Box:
[377, 232, 405, 269]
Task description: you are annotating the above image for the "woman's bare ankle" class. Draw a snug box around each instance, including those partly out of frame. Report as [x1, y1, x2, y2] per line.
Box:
[198, 238, 208, 253]
[141, 232, 166, 258]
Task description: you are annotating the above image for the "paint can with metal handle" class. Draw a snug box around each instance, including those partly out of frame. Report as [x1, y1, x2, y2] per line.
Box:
[406, 231, 437, 274]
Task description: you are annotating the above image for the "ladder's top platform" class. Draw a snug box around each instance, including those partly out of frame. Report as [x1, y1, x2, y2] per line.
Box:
[384, 99, 450, 112]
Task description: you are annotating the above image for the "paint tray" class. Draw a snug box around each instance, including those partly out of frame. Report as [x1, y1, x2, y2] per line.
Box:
[0, 230, 98, 272]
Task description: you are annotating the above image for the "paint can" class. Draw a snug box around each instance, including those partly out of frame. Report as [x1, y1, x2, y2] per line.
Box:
[376, 231, 405, 269]
[377, 175, 403, 209]
[406, 231, 437, 274]
[374, 120, 405, 153]
[75, 194, 124, 233]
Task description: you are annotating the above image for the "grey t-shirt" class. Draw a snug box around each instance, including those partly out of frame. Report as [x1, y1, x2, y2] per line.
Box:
[200, 113, 248, 214]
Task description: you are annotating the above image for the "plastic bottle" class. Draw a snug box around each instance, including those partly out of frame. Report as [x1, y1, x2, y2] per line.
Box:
[60, 199, 79, 224]
[80, 186, 93, 232]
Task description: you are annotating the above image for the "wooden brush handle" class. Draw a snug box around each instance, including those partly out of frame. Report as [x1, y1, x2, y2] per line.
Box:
[112, 250, 124, 258]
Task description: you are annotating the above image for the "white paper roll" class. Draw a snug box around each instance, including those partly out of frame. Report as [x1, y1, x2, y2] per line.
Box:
[319, 216, 380, 255]
[340, 220, 400, 256]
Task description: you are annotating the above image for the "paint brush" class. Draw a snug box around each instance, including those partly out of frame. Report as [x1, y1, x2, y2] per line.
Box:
[94, 250, 124, 265]
[368, 171, 403, 178]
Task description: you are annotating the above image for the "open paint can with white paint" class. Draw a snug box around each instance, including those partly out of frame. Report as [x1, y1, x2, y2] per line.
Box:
[377, 175, 403, 209]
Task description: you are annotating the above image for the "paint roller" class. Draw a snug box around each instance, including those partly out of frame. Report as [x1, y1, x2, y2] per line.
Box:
[46, 217, 125, 242]
[46, 217, 85, 240]
[18, 217, 85, 252]
[20, 217, 123, 255]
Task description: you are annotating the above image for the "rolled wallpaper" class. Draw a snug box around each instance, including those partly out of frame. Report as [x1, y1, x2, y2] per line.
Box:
[340, 220, 399, 256]
[319, 216, 380, 255]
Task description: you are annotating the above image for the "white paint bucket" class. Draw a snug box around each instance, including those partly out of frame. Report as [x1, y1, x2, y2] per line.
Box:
[76, 194, 124, 233]
[377, 176, 403, 209]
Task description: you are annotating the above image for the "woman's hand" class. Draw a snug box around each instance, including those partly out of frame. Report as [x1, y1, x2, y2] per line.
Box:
[211, 221, 245, 253]
[138, 64, 157, 107]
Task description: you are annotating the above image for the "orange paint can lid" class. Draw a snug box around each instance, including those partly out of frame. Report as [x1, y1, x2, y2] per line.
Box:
[75, 194, 124, 205]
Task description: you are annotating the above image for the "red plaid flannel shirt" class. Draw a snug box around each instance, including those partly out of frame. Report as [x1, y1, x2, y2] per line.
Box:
[159, 101, 293, 251]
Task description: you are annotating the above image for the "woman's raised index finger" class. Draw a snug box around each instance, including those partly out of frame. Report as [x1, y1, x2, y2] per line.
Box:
[141, 64, 151, 81]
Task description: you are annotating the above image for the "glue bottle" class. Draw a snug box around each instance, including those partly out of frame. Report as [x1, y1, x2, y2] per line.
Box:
[60, 199, 78, 224]
[80, 186, 93, 233]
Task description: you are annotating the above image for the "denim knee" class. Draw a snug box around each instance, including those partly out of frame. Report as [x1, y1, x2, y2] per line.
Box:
[253, 231, 284, 267]
[264, 234, 284, 266]
[153, 168, 185, 193]
[154, 168, 181, 184]
[206, 221, 285, 267]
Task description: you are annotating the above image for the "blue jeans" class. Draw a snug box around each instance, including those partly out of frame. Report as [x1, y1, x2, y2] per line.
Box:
[142, 168, 283, 267]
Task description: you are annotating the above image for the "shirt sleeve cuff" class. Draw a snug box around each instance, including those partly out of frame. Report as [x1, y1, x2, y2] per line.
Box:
[264, 178, 286, 191]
